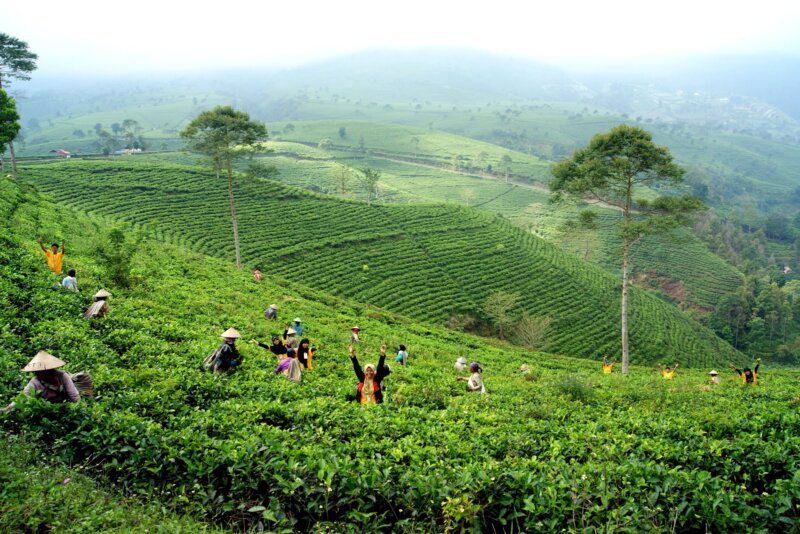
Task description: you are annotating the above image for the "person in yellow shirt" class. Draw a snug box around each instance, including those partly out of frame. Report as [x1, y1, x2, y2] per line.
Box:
[659, 363, 679, 379]
[729, 358, 760, 384]
[38, 238, 65, 274]
[602, 358, 616, 374]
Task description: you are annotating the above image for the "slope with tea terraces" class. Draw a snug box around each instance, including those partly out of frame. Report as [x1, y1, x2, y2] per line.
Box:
[21, 159, 738, 366]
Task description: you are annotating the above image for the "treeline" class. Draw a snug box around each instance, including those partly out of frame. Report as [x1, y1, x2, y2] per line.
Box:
[695, 211, 800, 363]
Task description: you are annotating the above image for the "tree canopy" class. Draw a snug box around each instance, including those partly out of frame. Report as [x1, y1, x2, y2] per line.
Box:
[0, 88, 21, 152]
[0, 33, 38, 87]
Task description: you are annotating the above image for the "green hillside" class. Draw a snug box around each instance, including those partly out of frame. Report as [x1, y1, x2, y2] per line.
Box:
[243, 136, 744, 311]
[21, 159, 740, 366]
[1, 176, 798, 532]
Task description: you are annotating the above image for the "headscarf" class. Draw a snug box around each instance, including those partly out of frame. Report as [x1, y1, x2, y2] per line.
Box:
[269, 336, 287, 356]
[362, 364, 376, 404]
[470, 362, 482, 373]
[297, 338, 311, 360]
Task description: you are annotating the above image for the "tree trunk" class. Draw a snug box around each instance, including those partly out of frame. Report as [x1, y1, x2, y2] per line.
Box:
[621, 237, 630, 375]
[225, 166, 242, 269]
[9, 141, 17, 178]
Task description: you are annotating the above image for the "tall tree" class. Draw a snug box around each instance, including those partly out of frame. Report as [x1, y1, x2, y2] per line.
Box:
[0, 88, 21, 172]
[550, 125, 701, 374]
[0, 33, 38, 178]
[181, 106, 267, 269]
[360, 167, 381, 207]
[335, 163, 352, 196]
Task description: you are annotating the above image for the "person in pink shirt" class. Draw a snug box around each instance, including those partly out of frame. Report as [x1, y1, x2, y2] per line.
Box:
[22, 351, 80, 403]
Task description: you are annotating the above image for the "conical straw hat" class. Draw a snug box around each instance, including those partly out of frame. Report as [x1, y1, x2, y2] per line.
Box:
[269, 304, 278, 309]
[94, 289, 111, 298]
[221, 327, 241, 338]
[352, 326, 360, 331]
[286, 328, 297, 335]
[293, 317, 301, 323]
[22, 351, 66, 372]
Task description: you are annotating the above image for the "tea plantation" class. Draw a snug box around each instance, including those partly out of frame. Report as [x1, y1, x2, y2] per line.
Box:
[21, 159, 739, 367]
[1, 176, 799, 532]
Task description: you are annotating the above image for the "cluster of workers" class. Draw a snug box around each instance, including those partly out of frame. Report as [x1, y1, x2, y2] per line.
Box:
[601, 358, 762, 384]
[37, 239, 112, 319]
[4, 238, 764, 411]
[205, 322, 422, 404]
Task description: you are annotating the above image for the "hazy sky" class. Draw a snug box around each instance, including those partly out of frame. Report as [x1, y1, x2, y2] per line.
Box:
[5, 0, 800, 75]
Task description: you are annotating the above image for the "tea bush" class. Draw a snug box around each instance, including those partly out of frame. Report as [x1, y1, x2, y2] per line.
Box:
[1, 177, 798, 532]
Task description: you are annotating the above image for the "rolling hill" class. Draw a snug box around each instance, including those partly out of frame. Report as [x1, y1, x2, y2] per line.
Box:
[20, 159, 740, 366]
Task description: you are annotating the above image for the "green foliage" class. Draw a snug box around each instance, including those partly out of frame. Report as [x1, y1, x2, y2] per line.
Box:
[483, 290, 518, 339]
[0, 88, 20, 152]
[0, 177, 799, 531]
[0, 32, 38, 85]
[93, 226, 143, 289]
[0, 435, 224, 533]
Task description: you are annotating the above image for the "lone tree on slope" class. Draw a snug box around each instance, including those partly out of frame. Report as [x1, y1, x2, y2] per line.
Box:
[0, 33, 38, 177]
[550, 125, 703, 374]
[181, 106, 267, 269]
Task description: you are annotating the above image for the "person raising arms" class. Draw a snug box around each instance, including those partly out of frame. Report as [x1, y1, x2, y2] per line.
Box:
[38, 238, 65, 274]
[349, 343, 388, 405]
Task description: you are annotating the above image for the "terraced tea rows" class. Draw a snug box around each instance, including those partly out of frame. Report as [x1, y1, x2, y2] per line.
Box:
[22, 160, 740, 365]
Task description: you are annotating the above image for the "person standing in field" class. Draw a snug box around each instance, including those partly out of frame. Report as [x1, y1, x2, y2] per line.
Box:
[265, 304, 278, 321]
[708, 370, 721, 385]
[602, 358, 615, 374]
[210, 328, 243, 372]
[283, 327, 299, 351]
[457, 361, 486, 393]
[394, 344, 408, 366]
[61, 269, 78, 292]
[350, 326, 361, 344]
[349, 343, 389, 405]
[84, 289, 111, 319]
[297, 338, 313, 369]
[252, 335, 287, 360]
[730, 359, 760, 384]
[454, 357, 467, 372]
[291, 318, 303, 337]
[38, 239, 65, 274]
[275, 351, 302, 383]
[659, 363, 679, 380]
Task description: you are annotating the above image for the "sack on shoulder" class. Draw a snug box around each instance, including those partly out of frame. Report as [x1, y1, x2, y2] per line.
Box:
[70, 372, 94, 398]
[202, 350, 220, 371]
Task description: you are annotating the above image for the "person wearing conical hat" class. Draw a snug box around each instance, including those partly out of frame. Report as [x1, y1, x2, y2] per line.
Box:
[283, 326, 299, 351]
[265, 304, 278, 321]
[454, 357, 467, 372]
[211, 328, 242, 372]
[350, 326, 360, 344]
[708, 370, 721, 385]
[84, 289, 111, 319]
[22, 351, 80, 403]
